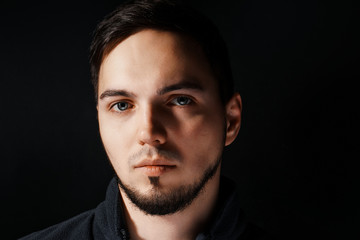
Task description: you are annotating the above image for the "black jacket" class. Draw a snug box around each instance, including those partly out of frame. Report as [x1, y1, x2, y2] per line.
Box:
[20, 176, 270, 240]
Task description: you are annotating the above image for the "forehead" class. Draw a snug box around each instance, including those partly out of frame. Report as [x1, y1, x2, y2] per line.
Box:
[98, 29, 218, 96]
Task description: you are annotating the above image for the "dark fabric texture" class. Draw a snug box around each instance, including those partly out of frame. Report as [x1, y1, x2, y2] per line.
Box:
[20, 176, 271, 240]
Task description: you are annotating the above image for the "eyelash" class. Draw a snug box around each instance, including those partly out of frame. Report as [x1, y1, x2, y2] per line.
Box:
[110, 101, 134, 112]
[109, 95, 194, 113]
[169, 96, 193, 106]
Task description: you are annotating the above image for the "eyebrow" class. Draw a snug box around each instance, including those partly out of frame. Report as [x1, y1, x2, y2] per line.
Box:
[99, 80, 204, 100]
[99, 89, 135, 100]
[157, 80, 204, 95]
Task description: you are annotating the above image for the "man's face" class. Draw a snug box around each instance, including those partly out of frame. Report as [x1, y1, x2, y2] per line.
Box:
[97, 29, 227, 215]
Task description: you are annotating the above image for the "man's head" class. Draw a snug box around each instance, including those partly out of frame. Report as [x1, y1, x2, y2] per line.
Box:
[90, 0, 242, 216]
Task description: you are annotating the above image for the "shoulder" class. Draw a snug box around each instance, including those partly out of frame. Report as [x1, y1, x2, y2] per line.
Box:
[210, 176, 275, 240]
[19, 209, 96, 240]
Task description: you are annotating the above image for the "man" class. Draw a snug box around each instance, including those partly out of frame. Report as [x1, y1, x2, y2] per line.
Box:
[21, 0, 269, 239]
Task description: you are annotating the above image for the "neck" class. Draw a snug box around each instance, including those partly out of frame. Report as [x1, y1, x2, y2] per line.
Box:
[119, 169, 220, 240]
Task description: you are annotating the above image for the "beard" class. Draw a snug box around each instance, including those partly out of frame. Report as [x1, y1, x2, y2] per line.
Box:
[115, 155, 222, 216]
[107, 122, 227, 216]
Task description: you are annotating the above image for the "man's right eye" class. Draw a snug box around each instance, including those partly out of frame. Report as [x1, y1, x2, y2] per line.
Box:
[112, 102, 132, 112]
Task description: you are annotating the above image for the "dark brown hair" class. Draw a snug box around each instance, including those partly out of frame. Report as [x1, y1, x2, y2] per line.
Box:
[90, 0, 234, 104]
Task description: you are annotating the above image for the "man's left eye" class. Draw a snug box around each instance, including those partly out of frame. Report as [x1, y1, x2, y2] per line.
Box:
[171, 96, 192, 106]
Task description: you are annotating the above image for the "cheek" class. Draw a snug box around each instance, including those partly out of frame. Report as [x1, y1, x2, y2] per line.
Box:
[98, 116, 138, 182]
[98, 114, 133, 163]
[175, 110, 225, 167]
[184, 103, 225, 138]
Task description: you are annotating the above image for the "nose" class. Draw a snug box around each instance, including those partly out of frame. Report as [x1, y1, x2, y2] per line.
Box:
[137, 104, 167, 146]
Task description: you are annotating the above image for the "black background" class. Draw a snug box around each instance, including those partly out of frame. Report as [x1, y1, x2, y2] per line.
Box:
[1, 0, 359, 239]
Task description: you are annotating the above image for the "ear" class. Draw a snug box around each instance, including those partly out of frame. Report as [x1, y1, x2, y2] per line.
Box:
[225, 93, 242, 146]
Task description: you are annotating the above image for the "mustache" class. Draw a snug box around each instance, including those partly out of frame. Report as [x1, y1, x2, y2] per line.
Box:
[128, 146, 181, 164]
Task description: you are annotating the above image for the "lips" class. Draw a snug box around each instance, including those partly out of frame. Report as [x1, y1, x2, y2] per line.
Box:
[134, 159, 176, 176]
[134, 159, 176, 168]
